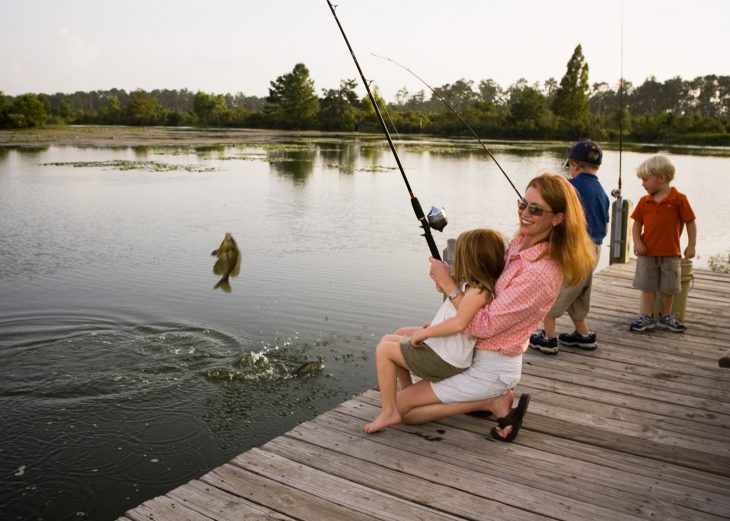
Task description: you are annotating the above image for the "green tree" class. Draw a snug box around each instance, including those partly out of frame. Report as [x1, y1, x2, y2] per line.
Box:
[265, 63, 319, 129]
[4, 93, 51, 128]
[431, 79, 477, 112]
[318, 79, 363, 131]
[506, 80, 552, 138]
[123, 89, 166, 125]
[552, 44, 590, 132]
[193, 91, 227, 126]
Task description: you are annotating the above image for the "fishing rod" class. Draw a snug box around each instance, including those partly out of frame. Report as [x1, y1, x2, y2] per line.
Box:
[372, 53, 522, 199]
[325, 0, 445, 261]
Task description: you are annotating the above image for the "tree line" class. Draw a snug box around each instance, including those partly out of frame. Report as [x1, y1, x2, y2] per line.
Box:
[1, 45, 728, 145]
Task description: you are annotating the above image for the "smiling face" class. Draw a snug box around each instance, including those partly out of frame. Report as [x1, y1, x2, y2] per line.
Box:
[518, 186, 564, 248]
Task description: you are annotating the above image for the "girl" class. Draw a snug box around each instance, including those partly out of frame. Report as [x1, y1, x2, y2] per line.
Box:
[364, 228, 507, 433]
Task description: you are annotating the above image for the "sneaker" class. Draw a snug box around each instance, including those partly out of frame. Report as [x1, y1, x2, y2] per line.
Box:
[529, 330, 558, 354]
[558, 330, 597, 350]
[629, 314, 656, 332]
[657, 314, 686, 333]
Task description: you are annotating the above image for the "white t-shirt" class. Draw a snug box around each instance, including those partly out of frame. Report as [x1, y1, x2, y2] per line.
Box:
[425, 289, 477, 368]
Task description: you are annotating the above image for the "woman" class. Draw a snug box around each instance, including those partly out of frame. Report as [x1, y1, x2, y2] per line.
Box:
[395, 173, 596, 442]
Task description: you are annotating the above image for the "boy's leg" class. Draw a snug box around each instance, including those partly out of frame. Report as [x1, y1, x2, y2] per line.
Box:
[641, 290, 657, 316]
[659, 292, 675, 317]
[364, 338, 409, 433]
[543, 316, 557, 337]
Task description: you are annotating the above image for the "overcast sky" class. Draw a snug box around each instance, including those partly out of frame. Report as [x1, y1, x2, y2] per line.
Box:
[2, 0, 728, 102]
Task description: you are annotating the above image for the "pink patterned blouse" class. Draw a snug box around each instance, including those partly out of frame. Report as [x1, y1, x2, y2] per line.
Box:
[465, 235, 563, 356]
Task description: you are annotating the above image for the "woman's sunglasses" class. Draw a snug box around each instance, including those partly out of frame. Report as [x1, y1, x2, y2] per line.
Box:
[517, 198, 555, 217]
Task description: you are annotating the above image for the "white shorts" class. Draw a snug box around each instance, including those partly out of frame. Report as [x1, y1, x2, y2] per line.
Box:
[430, 349, 522, 404]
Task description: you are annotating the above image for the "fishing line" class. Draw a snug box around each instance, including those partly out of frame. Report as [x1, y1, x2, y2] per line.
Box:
[326, 0, 443, 260]
[372, 53, 522, 199]
[617, 1, 624, 194]
[373, 81, 403, 141]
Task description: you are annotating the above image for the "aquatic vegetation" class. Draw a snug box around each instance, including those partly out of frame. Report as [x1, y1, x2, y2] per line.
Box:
[42, 160, 217, 173]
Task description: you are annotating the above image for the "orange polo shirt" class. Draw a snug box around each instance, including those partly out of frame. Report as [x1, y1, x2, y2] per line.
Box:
[631, 187, 695, 257]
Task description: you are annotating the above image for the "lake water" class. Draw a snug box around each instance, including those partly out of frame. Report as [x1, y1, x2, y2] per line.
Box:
[1, 133, 728, 520]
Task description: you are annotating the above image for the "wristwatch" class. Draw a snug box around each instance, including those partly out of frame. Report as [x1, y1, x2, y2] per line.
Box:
[447, 288, 463, 300]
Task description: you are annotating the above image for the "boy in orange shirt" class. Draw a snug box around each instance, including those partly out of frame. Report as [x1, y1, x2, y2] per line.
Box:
[629, 154, 697, 333]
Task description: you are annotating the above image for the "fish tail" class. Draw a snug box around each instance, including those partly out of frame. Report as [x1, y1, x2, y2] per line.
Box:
[213, 279, 232, 293]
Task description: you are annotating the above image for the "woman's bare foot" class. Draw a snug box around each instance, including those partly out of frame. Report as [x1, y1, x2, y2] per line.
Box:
[491, 389, 515, 439]
[363, 410, 402, 433]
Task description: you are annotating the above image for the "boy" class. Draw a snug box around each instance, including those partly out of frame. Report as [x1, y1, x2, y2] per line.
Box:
[530, 139, 609, 354]
[629, 154, 696, 333]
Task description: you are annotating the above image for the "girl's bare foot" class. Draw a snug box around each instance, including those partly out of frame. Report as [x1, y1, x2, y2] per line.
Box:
[363, 410, 402, 433]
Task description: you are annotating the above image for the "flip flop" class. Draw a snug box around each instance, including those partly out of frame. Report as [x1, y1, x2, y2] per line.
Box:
[490, 393, 530, 443]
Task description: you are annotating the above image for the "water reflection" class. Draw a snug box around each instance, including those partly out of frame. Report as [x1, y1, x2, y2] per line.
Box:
[268, 147, 316, 183]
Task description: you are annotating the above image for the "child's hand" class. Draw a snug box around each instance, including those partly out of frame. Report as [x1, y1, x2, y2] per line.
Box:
[684, 245, 696, 259]
[410, 331, 425, 347]
[634, 240, 647, 256]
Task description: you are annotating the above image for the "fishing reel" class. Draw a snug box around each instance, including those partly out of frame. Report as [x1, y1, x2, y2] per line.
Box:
[427, 206, 448, 232]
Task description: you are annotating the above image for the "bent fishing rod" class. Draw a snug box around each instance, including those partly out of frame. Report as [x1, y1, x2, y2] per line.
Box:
[325, 0, 443, 261]
[372, 53, 522, 199]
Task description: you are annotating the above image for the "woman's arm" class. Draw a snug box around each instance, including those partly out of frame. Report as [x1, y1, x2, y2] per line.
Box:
[411, 288, 487, 345]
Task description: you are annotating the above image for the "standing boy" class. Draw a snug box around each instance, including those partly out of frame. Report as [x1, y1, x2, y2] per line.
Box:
[629, 154, 696, 333]
[530, 139, 609, 354]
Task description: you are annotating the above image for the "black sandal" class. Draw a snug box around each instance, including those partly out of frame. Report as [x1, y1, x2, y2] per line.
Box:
[490, 393, 530, 443]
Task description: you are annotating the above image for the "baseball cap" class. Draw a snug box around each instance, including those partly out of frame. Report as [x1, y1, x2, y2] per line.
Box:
[566, 139, 602, 166]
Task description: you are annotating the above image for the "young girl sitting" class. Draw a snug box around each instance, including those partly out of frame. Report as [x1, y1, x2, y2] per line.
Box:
[364, 228, 507, 433]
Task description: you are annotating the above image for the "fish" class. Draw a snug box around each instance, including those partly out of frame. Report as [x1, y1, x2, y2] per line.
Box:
[211, 233, 241, 292]
[292, 358, 325, 377]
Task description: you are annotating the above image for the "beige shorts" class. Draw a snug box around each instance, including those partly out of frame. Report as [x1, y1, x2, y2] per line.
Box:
[400, 336, 466, 383]
[430, 349, 522, 404]
[633, 255, 681, 294]
[547, 243, 601, 321]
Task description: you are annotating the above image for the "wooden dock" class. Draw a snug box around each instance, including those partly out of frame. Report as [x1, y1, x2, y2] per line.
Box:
[119, 261, 730, 521]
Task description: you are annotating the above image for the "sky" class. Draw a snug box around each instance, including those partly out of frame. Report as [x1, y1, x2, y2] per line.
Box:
[2, 0, 729, 103]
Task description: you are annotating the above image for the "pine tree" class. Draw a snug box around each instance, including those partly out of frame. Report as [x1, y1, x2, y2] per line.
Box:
[552, 44, 590, 130]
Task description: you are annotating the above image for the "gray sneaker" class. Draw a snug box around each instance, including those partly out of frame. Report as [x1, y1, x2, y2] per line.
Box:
[558, 330, 597, 350]
[630, 314, 656, 332]
[657, 314, 686, 333]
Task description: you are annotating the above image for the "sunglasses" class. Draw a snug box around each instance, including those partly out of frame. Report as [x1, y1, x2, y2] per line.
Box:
[517, 198, 555, 217]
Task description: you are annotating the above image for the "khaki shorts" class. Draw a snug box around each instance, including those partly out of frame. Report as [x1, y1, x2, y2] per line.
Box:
[633, 255, 681, 294]
[400, 336, 466, 383]
[547, 243, 601, 321]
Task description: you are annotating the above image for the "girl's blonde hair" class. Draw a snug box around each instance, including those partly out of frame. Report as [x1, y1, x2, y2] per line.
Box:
[525, 173, 596, 286]
[453, 228, 507, 301]
[636, 153, 675, 181]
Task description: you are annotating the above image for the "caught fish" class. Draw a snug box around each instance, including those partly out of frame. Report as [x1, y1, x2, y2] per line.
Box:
[211, 233, 241, 292]
[293, 358, 325, 377]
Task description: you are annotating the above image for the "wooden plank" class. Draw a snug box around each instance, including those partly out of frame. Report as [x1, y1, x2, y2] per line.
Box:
[262, 436, 550, 521]
[232, 448, 467, 521]
[124, 495, 212, 521]
[334, 397, 730, 518]
[285, 420, 645, 521]
[200, 463, 379, 521]
[166, 480, 297, 520]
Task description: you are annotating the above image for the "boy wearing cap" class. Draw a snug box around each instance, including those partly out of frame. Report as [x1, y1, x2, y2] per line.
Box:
[629, 154, 696, 333]
[530, 139, 609, 354]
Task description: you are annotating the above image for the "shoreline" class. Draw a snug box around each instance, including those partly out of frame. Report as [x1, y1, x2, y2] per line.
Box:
[0, 126, 340, 148]
[2, 126, 729, 157]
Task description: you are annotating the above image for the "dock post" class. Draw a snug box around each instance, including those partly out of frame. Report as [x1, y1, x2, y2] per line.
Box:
[609, 191, 632, 264]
